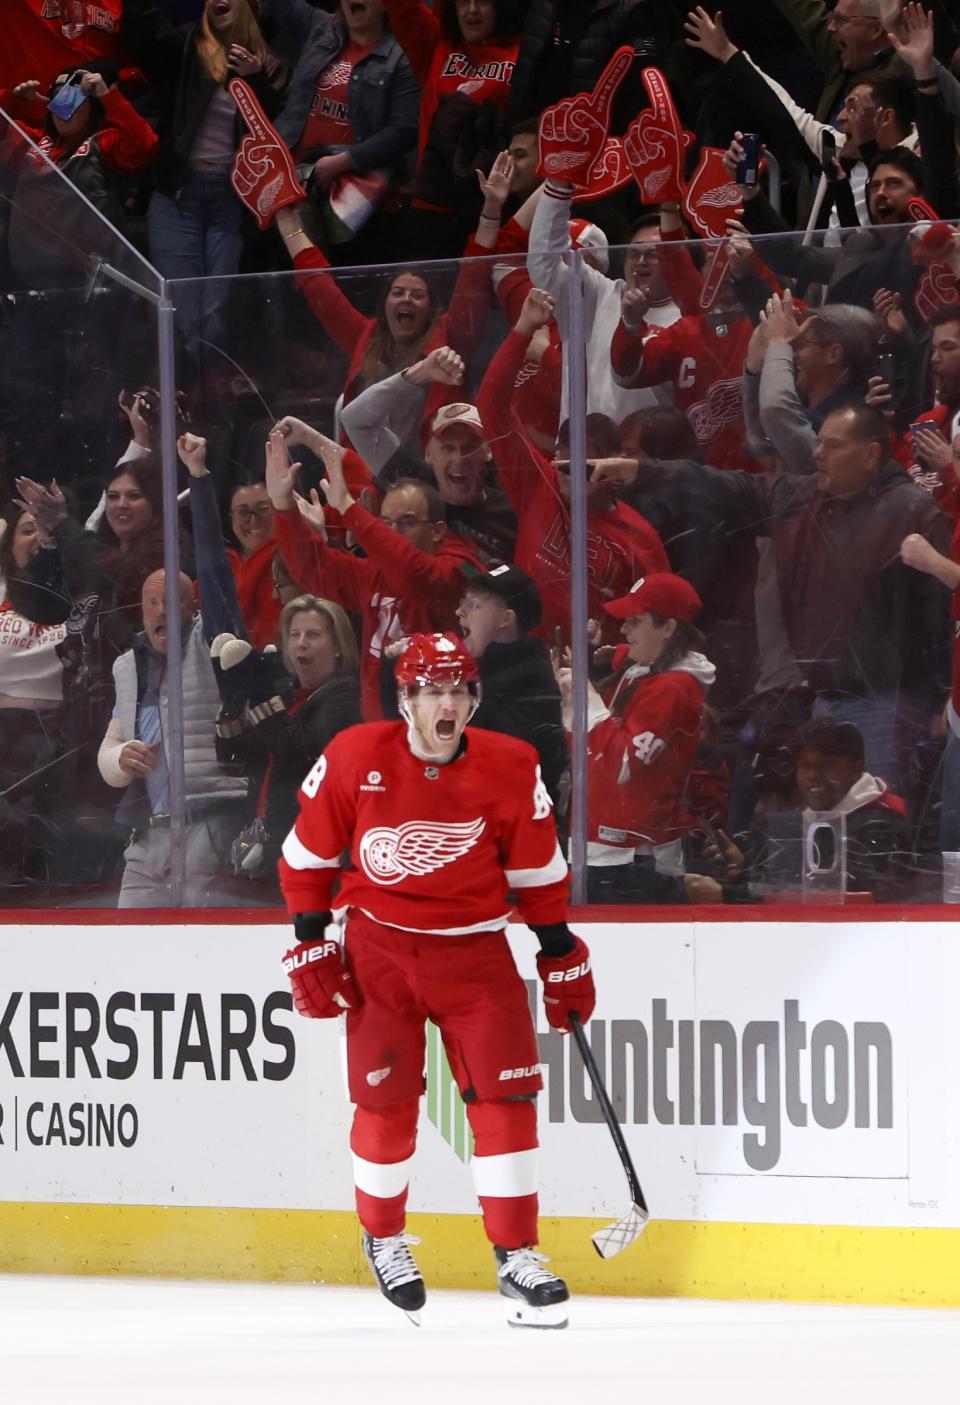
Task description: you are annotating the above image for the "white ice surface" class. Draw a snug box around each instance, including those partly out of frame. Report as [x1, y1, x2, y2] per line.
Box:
[2, 1275, 959, 1405]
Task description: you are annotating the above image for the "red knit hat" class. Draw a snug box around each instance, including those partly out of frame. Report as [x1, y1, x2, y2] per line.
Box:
[603, 573, 701, 622]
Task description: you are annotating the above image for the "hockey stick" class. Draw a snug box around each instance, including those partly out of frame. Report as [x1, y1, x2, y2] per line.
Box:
[569, 1013, 650, 1258]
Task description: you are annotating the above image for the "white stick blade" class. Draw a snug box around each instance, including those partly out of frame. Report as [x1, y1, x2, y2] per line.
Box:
[591, 1202, 650, 1259]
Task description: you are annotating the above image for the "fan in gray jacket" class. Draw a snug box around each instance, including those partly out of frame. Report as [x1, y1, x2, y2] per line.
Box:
[97, 568, 247, 909]
[262, 0, 420, 243]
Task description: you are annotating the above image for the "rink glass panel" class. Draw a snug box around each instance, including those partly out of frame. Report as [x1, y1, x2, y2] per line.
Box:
[1, 178, 955, 909]
[0, 106, 162, 908]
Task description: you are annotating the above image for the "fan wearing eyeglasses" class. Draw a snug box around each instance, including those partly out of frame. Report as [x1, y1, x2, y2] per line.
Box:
[266, 427, 484, 720]
[224, 476, 281, 649]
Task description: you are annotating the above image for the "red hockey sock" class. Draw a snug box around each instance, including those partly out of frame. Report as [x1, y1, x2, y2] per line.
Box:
[350, 1101, 419, 1238]
[467, 1100, 540, 1248]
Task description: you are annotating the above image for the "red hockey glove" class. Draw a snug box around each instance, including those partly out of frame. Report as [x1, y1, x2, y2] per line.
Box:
[537, 935, 596, 1034]
[283, 938, 359, 1019]
[537, 47, 633, 191]
[229, 78, 306, 230]
[622, 68, 694, 205]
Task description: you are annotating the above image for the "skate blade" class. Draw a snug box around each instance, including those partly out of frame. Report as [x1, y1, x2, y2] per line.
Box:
[504, 1301, 569, 1330]
[404, 1310, 422, 1328]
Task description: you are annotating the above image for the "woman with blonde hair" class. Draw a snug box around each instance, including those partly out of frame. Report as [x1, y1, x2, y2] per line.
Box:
[120, 0, 287, 369]
[215, 592, 362, 886]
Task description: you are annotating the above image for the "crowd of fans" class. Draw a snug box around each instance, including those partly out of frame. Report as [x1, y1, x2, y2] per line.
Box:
[4, 0, 960, 909]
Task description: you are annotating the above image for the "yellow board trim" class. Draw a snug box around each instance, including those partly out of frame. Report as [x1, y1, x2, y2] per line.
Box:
[1, 1203, 959, 1307]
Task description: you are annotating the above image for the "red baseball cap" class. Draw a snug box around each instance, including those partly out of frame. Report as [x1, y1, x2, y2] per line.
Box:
[603, 573, 702, 622]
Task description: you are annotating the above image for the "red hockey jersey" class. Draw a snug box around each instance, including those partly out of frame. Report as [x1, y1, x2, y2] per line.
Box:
[611, 311, 756, 471]
[279, 722, 569, 933]
[583, 656, 714, 855]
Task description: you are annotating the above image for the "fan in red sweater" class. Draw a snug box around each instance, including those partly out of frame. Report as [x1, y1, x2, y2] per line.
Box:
[476, 288, 670, 645]
[265, 428, 481, 720]
[384, 0, 520, 177]
[274, 198, 495, 444]
[0, 65, 157, 180]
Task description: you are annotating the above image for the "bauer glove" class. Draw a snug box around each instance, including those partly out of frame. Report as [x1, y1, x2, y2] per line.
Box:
[536, 933, 595, 1033]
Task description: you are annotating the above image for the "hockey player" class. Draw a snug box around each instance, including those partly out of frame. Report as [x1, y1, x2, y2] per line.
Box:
[278, 632, 595, 1328]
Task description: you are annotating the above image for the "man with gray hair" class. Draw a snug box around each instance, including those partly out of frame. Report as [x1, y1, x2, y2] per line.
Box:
[743, 292, 878, 473]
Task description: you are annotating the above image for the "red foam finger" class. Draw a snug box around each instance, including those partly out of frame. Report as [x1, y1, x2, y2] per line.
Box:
[642, 66, 673, 126]
[590, 45, 635, 123]
[229, 77, 270, 142]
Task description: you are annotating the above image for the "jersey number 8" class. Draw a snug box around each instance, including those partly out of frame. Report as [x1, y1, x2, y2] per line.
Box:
[301, 754, 328, 798]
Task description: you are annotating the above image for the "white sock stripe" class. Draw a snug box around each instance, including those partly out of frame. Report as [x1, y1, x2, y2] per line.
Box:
[470, 1148, 538, 1198]
[351, 1152, 413, 1199]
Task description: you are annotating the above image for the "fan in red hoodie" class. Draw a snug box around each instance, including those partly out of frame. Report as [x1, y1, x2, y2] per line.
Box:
[265, 428, 481, 720]
[476, 288, 669, 645]
[558, 573, 715, 905]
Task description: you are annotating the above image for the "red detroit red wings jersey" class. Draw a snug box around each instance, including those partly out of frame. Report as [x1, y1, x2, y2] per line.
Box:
[611, 312, 756, 471]
[279, 723, 569, 933]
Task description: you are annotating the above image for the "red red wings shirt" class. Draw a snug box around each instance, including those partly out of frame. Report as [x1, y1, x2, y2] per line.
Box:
[3, 1, 123, 88]
[477, 329, 670, 642]
[279, 722, 569, 933]
[583, 659, 714, 855]
[385, 0, 517, 161]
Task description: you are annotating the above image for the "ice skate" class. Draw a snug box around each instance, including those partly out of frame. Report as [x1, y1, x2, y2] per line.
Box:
[362, 1232, 426, 1325]
[495, 1246, 569, 1329]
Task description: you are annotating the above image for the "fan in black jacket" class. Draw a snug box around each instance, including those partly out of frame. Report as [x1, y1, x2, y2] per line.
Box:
[455, 563, 569, 816]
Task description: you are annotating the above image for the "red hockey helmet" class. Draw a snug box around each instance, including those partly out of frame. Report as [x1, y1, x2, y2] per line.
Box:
[395, 633, 480, 689]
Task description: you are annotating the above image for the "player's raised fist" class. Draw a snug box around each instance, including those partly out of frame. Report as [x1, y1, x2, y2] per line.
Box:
[537, 934, 596, 1033]
[537, 46, 633, 191]
[283, 938, 359, 1019]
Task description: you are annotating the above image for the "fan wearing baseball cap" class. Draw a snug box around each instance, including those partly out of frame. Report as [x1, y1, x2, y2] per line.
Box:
[558, 572, 716, 904]
[342, 371, 519, 563]
[456, 565, 568, 809]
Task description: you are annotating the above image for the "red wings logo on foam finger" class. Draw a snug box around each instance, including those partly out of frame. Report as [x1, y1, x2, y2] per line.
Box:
[570, 137, 633, 204]
[622, 68, 693, 205]
[683, 147, 743, 238]
[538, 46, 634, 191]
[229, 78, 306, 231]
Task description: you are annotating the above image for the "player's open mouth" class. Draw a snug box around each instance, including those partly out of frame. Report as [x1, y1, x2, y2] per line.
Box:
[436, 720, 456, 739]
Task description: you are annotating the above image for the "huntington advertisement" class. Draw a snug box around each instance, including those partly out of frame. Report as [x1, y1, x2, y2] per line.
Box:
[0, 920, 956, 1229]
